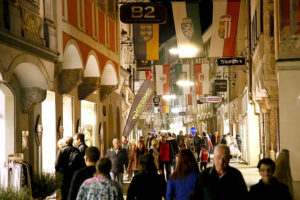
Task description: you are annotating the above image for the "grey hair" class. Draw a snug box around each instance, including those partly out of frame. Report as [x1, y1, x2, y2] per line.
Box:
[214, 144, 231, 159]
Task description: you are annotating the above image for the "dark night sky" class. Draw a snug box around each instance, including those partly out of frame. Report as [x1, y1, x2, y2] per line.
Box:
[151, 0, 213, 44]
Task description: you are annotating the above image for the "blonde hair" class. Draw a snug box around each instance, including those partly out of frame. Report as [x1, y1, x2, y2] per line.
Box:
[151, 139, 158, 146]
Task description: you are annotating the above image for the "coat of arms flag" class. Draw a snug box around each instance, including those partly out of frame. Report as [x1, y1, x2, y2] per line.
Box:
[209, 0, 241, 57]
[133, 24, 159, 60]
[171, 2, 205, 58]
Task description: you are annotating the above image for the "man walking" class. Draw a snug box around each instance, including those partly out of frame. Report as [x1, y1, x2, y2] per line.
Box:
[190, 144, 248, 200]
[74, 133, 88, 156]
[55, 136, 85, 200]
[106, 138, 129, 187]
[68, 146, 100, 200]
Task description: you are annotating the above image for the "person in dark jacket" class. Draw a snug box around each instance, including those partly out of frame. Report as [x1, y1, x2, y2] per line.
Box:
[106, 138, 129, 188]
[55, 136, 85, 200]
[193, 132, 202, 162]
[145, 133, 154, 150]
[190, 144, 248, 200]
[127, 139, 147, 176]
[67, 146, 100, 200]
[127, 153, 166, 200]
[74, 133, 88, 156]
[249, 158, 292, 200]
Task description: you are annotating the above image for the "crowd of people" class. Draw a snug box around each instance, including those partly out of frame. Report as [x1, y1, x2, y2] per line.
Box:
[54, 132, 292, 200]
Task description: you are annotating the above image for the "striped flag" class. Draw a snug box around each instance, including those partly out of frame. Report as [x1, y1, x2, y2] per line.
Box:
[194, 64, 210, 94]
[172, 2, 205, 58]
[133, 24, 159, 60]
[173, 64, 191, 95]
[155, 65, 170, 96]
[209, 0, 241, 57]
[194, 64, 210, 95]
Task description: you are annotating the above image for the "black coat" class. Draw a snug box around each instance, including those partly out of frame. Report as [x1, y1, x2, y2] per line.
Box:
[190, 166, 248, 200]
[55, 145, 85, 200]
[67, 166, 96, 200]
[106, 147, 129, 173]
[249, 178, 292, 200]
[127, 172, 166, 200]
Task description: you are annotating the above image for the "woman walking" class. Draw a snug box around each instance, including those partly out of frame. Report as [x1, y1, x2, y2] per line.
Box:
[166, 149, 200, 200]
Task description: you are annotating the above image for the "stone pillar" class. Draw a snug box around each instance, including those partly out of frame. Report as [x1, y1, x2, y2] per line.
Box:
[259, 102, 271, 158]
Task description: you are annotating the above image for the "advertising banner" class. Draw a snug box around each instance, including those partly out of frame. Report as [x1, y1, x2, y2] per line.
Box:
[123, 79, 154, 137]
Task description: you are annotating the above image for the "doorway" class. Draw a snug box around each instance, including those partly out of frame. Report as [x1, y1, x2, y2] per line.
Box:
[81, 100, 97, 146]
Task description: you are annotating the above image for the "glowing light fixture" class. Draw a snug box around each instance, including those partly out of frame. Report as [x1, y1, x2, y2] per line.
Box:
[162, 94, 176, 100]
[169, 48, 179, 55]
[177, 80, 194, 86]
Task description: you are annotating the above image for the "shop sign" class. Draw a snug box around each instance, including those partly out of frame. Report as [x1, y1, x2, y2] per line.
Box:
[120, 3, 167, 24]
[190, 127, 197, 135]
[123, 79, 154, 137]
[217, 57, 245, 66]
[215, 79, 227, 92]
[153, 96, 160, 106]
[198, 96, 222, 103]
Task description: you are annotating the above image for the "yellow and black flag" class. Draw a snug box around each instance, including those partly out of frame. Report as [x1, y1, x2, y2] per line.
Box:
[133, 24, 159, 61]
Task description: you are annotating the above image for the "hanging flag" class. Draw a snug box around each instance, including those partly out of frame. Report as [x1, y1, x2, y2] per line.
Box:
[209, 0, 241, 57]
[145, 71, 153, 81]
[172, 2, 205, 58]
[173, 64, 191, 95]
[201, 64, 210, 94]
[133, 24, 159, 60]
[155, 65, 170, 95]
[123, 79, 154, 137]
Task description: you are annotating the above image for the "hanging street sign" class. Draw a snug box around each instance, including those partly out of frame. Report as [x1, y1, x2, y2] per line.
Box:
[215, 79, 227, 92]
[198, 96, 223, 103]
[120, 3, 167, 24]
[217, 57, 245, 66]
[190, 127, 197, 135]
[153, 96, 160, 106]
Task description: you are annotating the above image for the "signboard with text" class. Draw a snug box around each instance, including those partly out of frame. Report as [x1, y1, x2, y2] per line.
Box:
[215, 79, 227, 92]
[120, 3, 167, 24]
[217, 57, 245, 66]
[198, 96, 222, 103]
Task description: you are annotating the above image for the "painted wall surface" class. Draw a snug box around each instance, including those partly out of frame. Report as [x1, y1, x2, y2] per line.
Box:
[247, 103, 260, 165]
[277, 62, 300, 199]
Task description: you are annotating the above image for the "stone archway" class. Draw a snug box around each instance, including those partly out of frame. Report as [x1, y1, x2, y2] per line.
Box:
[78, 51, 101, 100]
[100, 61, 118, 102]
[61, 40, 84, 94]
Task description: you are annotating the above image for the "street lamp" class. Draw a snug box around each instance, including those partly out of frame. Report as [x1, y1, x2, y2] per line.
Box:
[177, 80, 194, 86]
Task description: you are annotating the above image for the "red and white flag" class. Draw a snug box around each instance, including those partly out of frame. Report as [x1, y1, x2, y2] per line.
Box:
[209, 0, 241, 57]
[194, 64, 209, 95]
[155, 65, 170, 95]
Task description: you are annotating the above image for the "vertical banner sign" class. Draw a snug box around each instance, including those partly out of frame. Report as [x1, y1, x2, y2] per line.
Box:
[172, 2, 205, 58]
[123, 79, 154, 137]
[136, 60, 151, 71]
[133, 24, 159, 60]
[194, 64, 203, 94]
[155, 65, 170, 95]
[209, 0, 240, 57]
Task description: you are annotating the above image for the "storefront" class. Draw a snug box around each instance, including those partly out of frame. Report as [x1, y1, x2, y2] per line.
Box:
[81, 100, 97, 146]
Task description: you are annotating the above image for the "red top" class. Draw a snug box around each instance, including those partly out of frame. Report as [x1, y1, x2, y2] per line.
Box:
[159, 143, 170, 161]
[201, 149, 209, 162]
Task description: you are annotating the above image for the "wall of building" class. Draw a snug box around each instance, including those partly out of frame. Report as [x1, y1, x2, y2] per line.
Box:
[277, 61, 300, 199]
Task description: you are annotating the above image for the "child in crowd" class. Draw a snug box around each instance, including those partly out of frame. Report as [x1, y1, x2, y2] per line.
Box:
[200, 144, 209, 172]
